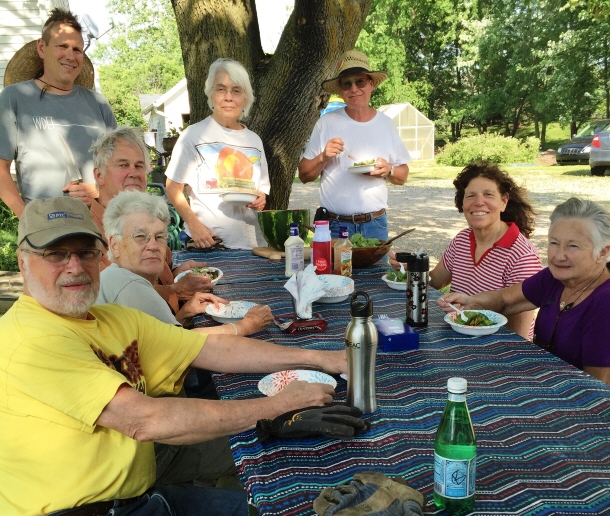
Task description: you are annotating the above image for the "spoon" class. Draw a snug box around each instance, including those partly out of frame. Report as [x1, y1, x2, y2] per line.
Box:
[440, 298, 469, 322]
[399, 262, 405, 274]
[384, 227, 416, 247]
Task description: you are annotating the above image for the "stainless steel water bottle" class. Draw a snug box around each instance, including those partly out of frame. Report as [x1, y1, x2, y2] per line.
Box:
[398, 252, 429, 327]
[345, 291, 378, 413]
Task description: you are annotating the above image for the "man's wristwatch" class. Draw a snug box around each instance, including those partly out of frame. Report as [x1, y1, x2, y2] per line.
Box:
[388, 166, 394, 178]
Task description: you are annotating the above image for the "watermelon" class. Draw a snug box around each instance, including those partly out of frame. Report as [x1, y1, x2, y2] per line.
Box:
[257, 209, 311, 251]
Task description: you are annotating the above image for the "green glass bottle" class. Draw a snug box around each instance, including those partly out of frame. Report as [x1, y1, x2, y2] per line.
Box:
[434, 377, 476, 513]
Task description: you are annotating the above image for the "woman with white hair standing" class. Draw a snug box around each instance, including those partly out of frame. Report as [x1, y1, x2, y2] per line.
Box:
[165, 58, 270, 250]
[439, 197, 610, 386]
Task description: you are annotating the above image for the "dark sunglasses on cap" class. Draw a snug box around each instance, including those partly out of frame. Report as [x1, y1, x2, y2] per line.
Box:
[339, 77, 371, 91]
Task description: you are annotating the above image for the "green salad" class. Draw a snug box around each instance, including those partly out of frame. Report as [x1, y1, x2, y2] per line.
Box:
[191, 267, 219, 280]
[386, 270, 407, 282]
[453, 311, 495, 327]
[350, 233, 382, 248]
[354, 159, 375, 166]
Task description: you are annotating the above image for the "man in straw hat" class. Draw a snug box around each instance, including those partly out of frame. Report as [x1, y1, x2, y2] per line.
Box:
[0, 196, 349, 515]
[299, 50, 411, 242]
[0, 8, 116, 218]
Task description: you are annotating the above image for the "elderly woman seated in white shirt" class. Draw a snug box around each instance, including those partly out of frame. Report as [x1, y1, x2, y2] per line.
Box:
[96, 190, 271, 336]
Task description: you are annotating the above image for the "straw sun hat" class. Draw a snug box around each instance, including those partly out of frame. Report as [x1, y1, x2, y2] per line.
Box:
[3, 40, 94, 89]
[321, 50, 388, 96]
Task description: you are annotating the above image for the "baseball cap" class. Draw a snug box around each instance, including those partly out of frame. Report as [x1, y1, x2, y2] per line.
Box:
[18, 197, 107, 249]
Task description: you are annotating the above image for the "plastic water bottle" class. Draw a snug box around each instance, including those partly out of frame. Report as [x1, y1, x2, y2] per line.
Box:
[284, 222, 304, 277]
[434, 377, 476, 513]
[312, 220, 332, 274]
[333, 225, 352, 277]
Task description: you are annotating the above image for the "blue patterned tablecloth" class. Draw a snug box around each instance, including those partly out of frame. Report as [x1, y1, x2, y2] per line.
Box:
[175, 249, 610, 516]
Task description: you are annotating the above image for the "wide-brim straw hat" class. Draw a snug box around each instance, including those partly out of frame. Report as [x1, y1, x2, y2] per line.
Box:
[3, 40, 94, 89]
[322, 50, 388, 96]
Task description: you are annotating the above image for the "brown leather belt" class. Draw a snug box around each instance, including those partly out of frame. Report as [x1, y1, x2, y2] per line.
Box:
[325, 208, 386, 224]
[49, 491, 150, 516]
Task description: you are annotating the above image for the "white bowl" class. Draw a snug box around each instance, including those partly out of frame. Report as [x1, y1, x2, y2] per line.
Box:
[348, 164, 376, 174]
[174, 267, 223, 285]
[221, 192, 258, 205]
[206, 300, 256, 324]
[316, 275, 355, 303]
[258, 370, 337, 396]
[381, 274, 407, 291]
[444, 310, 508, 336]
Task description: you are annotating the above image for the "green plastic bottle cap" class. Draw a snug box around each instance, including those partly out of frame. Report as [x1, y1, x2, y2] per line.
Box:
[447, 377, 467, 393]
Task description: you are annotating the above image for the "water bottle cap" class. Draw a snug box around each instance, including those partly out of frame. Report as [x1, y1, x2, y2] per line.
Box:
[410, 253, 429, 272]
[350, 291, 373, 317]
[339, 225, 349, 238]
[447, 377, 467, 393]
[289, 222, 298, 227]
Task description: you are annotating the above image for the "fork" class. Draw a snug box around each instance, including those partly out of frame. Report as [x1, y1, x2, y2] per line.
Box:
[440, 298, 469, 322]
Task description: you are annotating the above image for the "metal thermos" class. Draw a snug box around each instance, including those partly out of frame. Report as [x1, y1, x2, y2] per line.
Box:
[397, 252, 430, 327]
[345, 291, 378, 413]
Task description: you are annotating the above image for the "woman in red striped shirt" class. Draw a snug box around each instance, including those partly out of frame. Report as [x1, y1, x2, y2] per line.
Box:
[392, 162, 541, 338]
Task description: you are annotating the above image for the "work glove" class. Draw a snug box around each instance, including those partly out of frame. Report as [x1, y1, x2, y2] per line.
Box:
[256, 404, 370, 441]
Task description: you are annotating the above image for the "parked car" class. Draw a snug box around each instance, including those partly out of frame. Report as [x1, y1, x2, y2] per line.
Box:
[556, 119, 610, 165]
[589, 131, 610, 176]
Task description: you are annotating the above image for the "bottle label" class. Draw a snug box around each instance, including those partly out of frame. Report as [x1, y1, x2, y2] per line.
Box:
[434, 453, 476, 499]
[339, 249, 352, 276]
[288, 246, 304, 271]
[448, 393, 466, 402]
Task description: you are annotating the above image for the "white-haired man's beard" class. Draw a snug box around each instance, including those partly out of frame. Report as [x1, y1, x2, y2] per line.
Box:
[22, 264, 98, 318]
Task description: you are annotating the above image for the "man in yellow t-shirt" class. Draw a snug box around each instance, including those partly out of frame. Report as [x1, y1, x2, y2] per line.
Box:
[0, 196, 347, 516]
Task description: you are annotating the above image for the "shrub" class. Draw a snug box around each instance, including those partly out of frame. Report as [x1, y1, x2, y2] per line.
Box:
[0, 201, 18, 272]
[436, 133, 540, 167]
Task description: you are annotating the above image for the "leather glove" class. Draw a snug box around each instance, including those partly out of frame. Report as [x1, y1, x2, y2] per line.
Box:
[256, 405, 370, 441]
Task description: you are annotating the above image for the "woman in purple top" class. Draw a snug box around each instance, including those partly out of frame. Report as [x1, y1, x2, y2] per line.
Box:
[439, 197, 610, 387]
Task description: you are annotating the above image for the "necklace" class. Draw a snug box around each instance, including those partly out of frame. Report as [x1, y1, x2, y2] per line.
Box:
[36, 78, 73, 99]
[559, 268, 605, 311]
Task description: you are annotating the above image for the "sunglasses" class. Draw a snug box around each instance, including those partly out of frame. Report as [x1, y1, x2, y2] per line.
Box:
[339, 77, 371, 91]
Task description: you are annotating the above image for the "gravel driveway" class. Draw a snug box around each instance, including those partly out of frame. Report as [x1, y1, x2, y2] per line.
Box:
[289, 164, 610, 267]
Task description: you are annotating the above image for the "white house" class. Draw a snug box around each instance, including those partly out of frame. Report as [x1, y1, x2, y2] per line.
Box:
[140, 78, 190, 152]
[0, 0, 69, 91]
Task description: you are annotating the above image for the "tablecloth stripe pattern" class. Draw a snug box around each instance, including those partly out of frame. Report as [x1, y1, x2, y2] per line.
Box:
[176, 250, 610, 516]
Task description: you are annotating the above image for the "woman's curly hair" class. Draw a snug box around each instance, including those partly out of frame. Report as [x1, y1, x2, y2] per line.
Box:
[453, 161, 536, 239]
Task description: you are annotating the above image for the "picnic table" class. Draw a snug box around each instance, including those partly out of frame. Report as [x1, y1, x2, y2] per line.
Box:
[175, 249, 610, 515]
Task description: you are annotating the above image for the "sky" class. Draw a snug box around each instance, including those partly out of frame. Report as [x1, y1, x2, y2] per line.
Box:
[69, 0, 294, 54]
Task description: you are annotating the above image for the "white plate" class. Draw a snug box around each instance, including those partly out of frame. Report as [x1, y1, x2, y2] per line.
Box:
[316, 275, 354, 303]
[317, 295, 349, 304]
[444, 310, 508, 336]
[381, 274, 407, 291]
[258, 370, 337, 396]
[221, 192, 258, 205]
[206, 301, 256, 324]
[348, 164, 376, 174]
[174, 267, 223, 285]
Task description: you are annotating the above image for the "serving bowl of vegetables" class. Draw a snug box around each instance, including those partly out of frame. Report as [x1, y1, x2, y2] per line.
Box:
[444, 310, 507, 336]
[350, 233, 392, 268]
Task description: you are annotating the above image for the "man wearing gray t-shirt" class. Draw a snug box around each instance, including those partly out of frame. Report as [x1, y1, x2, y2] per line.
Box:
[0, 8, 116, 217]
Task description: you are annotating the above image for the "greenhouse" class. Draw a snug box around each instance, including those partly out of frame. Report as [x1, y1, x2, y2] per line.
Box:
[378, 103, 435, 161]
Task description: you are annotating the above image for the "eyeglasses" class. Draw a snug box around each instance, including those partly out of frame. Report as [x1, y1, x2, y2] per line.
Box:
[130, 232, 168, 246]
[339, 77, 371, 91]
[22, 248, 102, 265]
[213, 85, 244, 98]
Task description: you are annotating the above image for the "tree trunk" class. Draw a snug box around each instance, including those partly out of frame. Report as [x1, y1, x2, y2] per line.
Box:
[570, 121, 577, 138]
[171, 0, 372, 210]
[540, 119, 547, 150]
[534, 116, 540, 139]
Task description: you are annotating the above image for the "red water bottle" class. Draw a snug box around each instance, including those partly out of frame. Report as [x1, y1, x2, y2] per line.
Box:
[312, 220, 332, 274]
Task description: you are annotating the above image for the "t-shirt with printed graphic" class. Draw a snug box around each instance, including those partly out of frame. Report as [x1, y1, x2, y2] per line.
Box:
[0, 80, 117, 203]
[165, 116, 271, 249]
[0, 296, 204, 516]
